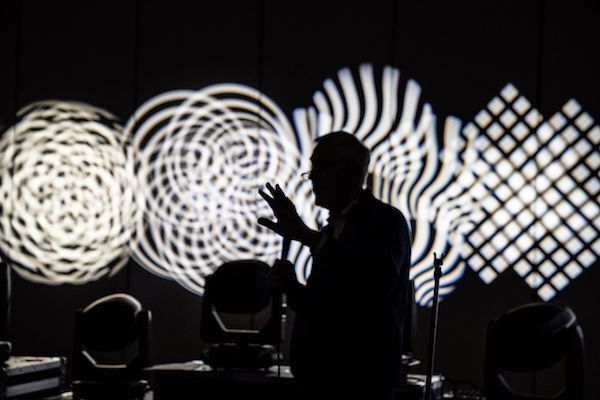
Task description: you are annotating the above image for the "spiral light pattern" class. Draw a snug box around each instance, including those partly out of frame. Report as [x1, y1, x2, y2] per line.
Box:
[127, 85, 306, 295]
[0, 101, 135, 284]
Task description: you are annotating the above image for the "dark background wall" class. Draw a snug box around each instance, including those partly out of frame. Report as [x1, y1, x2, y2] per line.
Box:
[1, 0, 598, 398]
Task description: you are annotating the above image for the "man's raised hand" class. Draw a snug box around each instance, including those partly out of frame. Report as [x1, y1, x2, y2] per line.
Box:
[258, 183, 320, 247]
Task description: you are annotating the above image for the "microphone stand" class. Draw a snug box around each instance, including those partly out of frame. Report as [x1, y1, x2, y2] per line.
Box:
[276, 237, 291, 378]
[424, 252, 443, 400]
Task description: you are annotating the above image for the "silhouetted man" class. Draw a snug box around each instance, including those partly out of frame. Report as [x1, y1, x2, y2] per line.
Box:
[258, 131, 411, 399]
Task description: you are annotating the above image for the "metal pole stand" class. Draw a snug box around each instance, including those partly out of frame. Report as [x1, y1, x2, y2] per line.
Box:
[424, 252, 443, 400]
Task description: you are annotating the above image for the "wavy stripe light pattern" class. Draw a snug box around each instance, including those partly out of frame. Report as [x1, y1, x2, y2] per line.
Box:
[293, 65, 469, 304]
[0, 101, 135, 284]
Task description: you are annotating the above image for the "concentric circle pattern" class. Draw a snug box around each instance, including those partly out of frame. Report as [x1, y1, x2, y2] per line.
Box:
[0, 101, 135, 284]
[127, 85, 306, 295]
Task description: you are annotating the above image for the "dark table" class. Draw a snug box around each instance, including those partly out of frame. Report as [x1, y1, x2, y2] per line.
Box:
[147, 361, 443, 400]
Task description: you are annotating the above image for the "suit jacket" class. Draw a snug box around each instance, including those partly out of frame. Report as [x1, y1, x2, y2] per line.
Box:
[289, 190, 411, 388]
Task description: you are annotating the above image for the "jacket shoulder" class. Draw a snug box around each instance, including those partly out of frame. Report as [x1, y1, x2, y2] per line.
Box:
[365, 193, 410, 231]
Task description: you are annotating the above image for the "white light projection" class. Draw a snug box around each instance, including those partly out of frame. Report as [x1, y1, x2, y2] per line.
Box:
[293, 67, 599, 304]
[126, 65, 598, 304]
[0, 101, 135, 284]
[3, 66, 598, 305]
[460, 84, 600, 301]
[293, 64, 473, 305]
[126, 85, 309, 295]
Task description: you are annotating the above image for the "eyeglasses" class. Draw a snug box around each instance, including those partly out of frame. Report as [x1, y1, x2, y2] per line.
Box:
[300, 166, 338, 180]
[301, 161, 351, 180]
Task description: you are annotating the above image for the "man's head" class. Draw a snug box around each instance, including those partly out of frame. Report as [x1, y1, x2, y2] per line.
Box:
[309, 131, 370, 211]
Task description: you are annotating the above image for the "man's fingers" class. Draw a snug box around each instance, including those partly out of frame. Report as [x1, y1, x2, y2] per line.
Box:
[258, 217, 279, 233]
[266, 182, 277, 197]
[266, 182, 288, 202]
[259, 183, 301, 241]
[257, 217, 275, 228]
[262, 184, 284, 203]
[275, 184, 287, 199]
[258, 189, 275, 205]
[261, 184, 291, 215]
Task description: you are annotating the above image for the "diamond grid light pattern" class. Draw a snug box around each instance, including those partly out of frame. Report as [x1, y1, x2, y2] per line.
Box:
[462, 84, 600, 300]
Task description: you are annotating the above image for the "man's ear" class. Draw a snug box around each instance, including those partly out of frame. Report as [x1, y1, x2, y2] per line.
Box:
[347, 163, 365, 188]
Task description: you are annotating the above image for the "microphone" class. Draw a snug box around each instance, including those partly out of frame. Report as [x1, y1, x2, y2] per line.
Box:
[281, 237, 291, 260]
